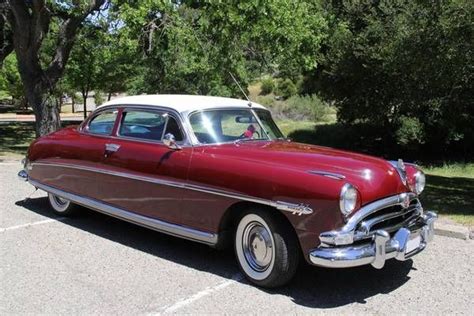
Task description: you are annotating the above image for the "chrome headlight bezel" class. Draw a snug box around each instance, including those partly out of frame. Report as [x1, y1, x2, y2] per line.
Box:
[339, 183, 358, 216]
[413, 170, 426, 195]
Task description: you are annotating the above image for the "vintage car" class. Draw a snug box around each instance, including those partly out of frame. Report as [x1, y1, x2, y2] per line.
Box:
[18, 95, 437, 287]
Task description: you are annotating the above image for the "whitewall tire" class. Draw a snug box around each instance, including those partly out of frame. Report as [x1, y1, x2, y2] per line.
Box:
[48, 193, 77, 216]
[234, 209, 299, 288]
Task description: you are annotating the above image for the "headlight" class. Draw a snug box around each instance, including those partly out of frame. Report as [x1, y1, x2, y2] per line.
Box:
[413, 171, 426, 195]
[339, 183, 358, 216]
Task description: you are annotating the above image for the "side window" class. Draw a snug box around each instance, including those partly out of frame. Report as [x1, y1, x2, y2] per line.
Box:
[119, 110, 167, 141]
[87, 111, 117, 135]
[164, 116, 184, 142]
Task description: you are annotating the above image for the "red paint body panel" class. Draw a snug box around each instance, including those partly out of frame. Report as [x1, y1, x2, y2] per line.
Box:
[27, 117, 417, 263]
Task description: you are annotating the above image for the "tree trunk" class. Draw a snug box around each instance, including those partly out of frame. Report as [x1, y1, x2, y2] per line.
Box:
[82, 91, 88, 119]
[71, 94, 75, 113]
[27, 88, 61, 137]
[58, 95, 63, 113]
[108, 91, 112, 101]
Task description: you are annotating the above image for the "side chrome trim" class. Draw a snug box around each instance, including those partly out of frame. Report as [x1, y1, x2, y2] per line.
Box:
[307, 170, 345, 180]
[28, 179, 218, 245]
[31, 162, 313, 216]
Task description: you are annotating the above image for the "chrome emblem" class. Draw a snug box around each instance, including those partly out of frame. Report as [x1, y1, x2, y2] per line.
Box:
[401, 194, 410, 208]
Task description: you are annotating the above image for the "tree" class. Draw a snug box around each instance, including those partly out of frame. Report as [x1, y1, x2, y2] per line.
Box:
[65, 24, 104, 119]
[4, 0, 106, 136]
[114, 0, 327, 97]
[305, 0, 473, 158]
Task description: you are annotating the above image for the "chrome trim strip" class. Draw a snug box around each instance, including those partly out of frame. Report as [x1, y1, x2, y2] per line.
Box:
[31, 162, 313, 216]
[28, 178, 218, 245]
[307, 170, 345, 180]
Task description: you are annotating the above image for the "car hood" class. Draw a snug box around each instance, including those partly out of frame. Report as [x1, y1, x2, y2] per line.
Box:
[203, 140, 409, 205]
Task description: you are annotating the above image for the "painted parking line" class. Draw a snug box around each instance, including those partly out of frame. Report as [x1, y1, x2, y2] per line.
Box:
[158, 273, 243, 314]
[0, 218, 66, 233]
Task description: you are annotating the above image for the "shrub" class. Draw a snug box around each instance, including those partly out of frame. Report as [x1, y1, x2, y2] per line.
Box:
[395, 116, 425, 146]
[285, 94, 331, 121]
[260, 78, 275, 95]
[276, 79, 297, 99]
[94, 91, 105, 106]
[262, 94, 332, 121]
[255, 95, 275, 107]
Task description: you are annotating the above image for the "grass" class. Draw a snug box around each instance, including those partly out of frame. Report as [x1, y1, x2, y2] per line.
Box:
[421, 164, 474, 226]
[0, 122, 36, 161]
[276, 120, 318, 137]
[1, 119, 472, 226]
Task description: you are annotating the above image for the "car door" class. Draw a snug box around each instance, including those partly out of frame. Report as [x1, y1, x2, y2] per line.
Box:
[97, 107, 191, 225]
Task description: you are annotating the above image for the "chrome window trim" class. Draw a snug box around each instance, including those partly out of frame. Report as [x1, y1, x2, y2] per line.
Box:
[252, 108, 285, 140]
[117, 106, 187, 145]
[28, 178, 218, 245]
[31, 161, 313, 216]
[81, 108, 119, 136]
[80, 104, 193, 147]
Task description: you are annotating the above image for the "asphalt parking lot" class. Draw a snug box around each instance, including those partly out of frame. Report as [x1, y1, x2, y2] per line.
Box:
[1, 162, 473, 315]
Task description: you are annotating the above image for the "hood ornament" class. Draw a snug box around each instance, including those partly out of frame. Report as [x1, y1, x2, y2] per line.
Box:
[389, 159, 407, 185]
[397, 158, 406, 171]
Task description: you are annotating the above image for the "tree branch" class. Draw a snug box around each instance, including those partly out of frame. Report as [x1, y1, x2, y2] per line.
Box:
[45, 0, 106, 87]
[31, 0, 51, 54]
[0, 2, 14, 65]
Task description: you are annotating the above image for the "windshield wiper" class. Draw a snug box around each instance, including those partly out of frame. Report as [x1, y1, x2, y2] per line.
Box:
[234, 138, 261, 144]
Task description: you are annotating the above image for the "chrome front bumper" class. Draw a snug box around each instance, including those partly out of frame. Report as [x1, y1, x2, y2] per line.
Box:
[309, 211, 437, 269]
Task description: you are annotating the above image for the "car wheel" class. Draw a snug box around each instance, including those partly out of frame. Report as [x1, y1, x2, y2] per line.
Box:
[48, 193, 77, 216]
[234, 209, 299, 288]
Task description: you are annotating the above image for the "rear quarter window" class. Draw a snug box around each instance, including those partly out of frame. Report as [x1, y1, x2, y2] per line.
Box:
[87, 111, 118, 135]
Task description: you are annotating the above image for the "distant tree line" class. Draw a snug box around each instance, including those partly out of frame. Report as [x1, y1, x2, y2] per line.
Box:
[0, 0, 472, 159]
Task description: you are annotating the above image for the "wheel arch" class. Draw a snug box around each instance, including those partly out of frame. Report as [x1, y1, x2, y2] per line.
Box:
[215, 201, 302, 253]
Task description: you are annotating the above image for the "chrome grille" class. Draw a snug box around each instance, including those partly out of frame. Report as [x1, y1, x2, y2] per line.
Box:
[354, 199, 422, 241]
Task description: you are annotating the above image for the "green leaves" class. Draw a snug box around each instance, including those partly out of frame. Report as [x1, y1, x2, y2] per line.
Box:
[309, 0, 473, 158]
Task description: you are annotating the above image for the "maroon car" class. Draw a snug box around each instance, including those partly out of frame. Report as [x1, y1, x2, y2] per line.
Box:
[18, 95, 437, 287]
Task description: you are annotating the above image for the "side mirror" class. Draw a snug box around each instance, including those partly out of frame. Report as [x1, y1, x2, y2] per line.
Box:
[163, 133, 181, 150]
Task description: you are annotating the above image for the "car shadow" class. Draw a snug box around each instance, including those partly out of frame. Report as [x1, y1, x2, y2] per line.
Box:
[15, 196, 414, 309]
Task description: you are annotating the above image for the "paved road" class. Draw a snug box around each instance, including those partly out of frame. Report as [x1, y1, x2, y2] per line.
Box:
[1, 162, 473, 315]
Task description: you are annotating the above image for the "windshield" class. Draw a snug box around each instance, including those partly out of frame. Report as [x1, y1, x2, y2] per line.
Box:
[189, 108, 284, 144]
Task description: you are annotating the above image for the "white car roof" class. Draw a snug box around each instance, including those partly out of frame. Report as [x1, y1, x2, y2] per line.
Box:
[99, 94, 267, 114]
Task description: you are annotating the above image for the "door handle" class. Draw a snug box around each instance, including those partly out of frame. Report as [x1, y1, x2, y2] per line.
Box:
[104, 143, 120, 157]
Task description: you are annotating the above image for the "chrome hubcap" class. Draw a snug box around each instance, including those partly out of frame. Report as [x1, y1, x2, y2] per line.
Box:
[243, 222, 273, 272]
[53, 196, 68, 207]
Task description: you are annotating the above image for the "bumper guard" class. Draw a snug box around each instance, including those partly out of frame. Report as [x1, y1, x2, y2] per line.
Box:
[309, 211, 437, 269]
